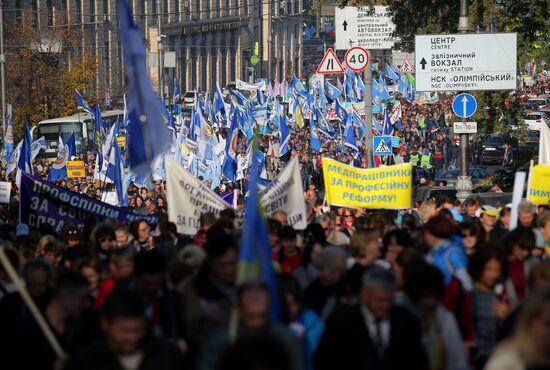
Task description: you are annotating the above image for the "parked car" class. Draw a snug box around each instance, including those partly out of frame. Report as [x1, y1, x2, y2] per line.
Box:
[528, 98, 550, 110]
[182, 90, 196, 107]
[414, 186, 457, 204]
[480, 135, 505, 165]
[435, 168, 490, 187]
[524, 111, 550, 131]
[468, 192, 513, 208]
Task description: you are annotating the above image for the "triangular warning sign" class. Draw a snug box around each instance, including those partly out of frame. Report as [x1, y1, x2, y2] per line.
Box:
[375, 138, 391, 154]
[317, 48, 344, 75]
[399, 56, 415, 73]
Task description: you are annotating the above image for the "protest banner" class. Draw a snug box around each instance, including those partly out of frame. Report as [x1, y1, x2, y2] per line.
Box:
[0, 181, 11, 204]
[67, 160, 86, 178]
[166, 157, 230, 235]
[260, 157, 307, 229]
[529, 164, 550, 205]
[20, 172, 156, 234]
[322, 158, 413, 209]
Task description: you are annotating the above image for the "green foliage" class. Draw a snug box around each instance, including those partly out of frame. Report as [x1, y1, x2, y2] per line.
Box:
[6, 22, 98, 142]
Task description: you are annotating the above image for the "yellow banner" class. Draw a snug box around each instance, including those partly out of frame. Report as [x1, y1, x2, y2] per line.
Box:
[530, 164, 550, 205]
[322, 158, 413, 209]
[67, 160, 86, 178]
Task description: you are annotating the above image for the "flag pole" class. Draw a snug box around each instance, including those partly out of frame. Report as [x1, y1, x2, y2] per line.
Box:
[0, 246, 66, 359]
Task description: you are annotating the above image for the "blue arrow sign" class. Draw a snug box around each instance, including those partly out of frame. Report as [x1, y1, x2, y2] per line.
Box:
[373, 136, 392, 155]
[452, 93, 477, 119]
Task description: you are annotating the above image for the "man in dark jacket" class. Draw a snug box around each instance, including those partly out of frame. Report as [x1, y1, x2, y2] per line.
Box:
[314, 267, 428, 370]
[65, 288, 188, 370]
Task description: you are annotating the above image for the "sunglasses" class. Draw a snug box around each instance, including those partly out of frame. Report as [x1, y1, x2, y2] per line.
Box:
[461, 231, 476, 238]
[344, 215, 353, 218]
[67, 229, 79, 235]
[99, 237, 114, 243]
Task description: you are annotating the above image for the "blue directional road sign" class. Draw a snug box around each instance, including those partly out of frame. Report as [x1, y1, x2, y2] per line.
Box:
[452, 93, 477, 119]
[373, 136, 392, 155]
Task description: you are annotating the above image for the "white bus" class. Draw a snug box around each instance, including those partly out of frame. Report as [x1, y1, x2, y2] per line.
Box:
[32, 110, 124, 159]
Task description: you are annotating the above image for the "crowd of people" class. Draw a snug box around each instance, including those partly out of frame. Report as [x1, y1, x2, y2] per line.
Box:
[2, 181, 550, 370]
[0, 68, 548, 370]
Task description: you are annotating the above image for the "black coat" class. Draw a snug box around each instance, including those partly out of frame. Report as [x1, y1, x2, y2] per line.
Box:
[313, 304, 428, 370]
[64, 337, 188, 370]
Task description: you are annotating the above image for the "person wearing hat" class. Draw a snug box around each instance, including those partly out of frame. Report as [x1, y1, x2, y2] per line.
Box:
[479, 206, 499, 236]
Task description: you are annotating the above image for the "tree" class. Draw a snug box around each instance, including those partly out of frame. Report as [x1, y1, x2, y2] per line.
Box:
[5, 17, 98, 141]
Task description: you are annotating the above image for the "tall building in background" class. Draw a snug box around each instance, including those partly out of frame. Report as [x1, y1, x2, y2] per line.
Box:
[3, 0, 305, 100]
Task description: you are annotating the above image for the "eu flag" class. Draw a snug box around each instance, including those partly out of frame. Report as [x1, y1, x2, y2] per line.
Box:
[237, 143, 279, 322]
[117, 0, 169, 176]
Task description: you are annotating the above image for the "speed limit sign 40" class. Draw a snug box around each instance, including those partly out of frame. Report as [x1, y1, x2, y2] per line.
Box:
[345, 47, 369, 72]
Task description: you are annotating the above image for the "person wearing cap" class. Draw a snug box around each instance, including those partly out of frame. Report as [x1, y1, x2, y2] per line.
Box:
[15, 223, 30, 239]
[479, 206, 499, 236]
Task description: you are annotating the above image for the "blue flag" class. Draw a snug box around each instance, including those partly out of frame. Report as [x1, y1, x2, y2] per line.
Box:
[279, 113, 290, 157]
[214, 83, 226, 121]
[75, 90, 95, 118]
[105, 139, 126, 205]
[382, 109, 395, 136]
[292, 74, 308, 97]
[47, 136, 68, 181]
[172, 78, 180, 106]
[405, 82, 415, 103]
[222, 112, 239, 182]
[4, 114, 14, 162]
[310, 120, 322, 153]
[18, 124, 32, 176]
[237, 144, 279, 320]
[66, 132, 77, 158]
[230, 89, 247, 106]
[343, 115, 358, 152]
[325, 80, 341, 101]
[385, 63, 399, 84]
[117, 0, 170, 176]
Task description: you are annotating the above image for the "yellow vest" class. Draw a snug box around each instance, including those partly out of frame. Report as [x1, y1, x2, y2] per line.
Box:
[421, 154, 432, 169]
[410, 153, 420, 166]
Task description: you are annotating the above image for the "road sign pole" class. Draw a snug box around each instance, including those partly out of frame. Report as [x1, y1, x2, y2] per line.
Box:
[364, 53, 373, 168]
[456, 0, 472, 203]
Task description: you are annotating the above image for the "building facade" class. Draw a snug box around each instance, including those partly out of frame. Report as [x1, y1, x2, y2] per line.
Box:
[3, 0, 304, 100]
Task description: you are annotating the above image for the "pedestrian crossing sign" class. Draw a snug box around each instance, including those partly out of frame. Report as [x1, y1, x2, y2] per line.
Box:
[373, 136, 392, 155]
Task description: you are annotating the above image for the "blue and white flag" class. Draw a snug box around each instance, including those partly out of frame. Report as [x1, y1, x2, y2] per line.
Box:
[310, 119, 322, 153]
[343, 115, 358, 152]
[385, 63, 399, 84]
[315, 107, 334, 136]
[75, 90, 95, 117]
[117, 0, 170, 176]
[47, 136, 68, 181]
[404, 82, 415, 103]
[382, 109, 395, 136]
[4, 114, 14, 162]
[214, 83, 226, 121]
[31, 136, 47, 160]
[325, 80, 341, 101]
[106, 140, 127, 206]
[222, 112, 239, 182]
[292, 74, 308, 97]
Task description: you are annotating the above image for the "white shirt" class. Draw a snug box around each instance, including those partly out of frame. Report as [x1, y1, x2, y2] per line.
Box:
[361, 304, 390, 352]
